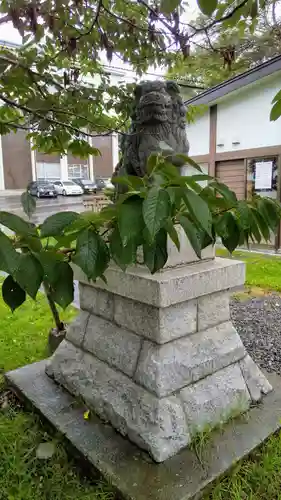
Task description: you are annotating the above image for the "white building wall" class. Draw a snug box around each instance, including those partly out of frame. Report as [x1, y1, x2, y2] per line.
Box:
[186, 112, 210, 156]
[216, 73, 281, 153]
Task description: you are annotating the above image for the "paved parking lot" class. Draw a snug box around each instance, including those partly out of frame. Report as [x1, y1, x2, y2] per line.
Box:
[0, 193, 88, 224]
[0, 193, 94, 308]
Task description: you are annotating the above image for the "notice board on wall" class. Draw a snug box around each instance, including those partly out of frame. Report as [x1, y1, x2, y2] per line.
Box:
[254, 161, 273, 190]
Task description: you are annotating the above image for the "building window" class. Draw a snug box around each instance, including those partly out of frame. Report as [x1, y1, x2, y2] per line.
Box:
[36, 162, 60, 180]
[68, 164, 89, 179]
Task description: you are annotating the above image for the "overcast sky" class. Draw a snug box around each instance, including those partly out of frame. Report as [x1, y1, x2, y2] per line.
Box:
[0, 1, 199, 80]
[0, 0, 199, 44]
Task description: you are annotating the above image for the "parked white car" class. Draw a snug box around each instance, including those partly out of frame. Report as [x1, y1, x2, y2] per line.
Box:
[105, 178, 114, 189]
[53, 180, 84, 196]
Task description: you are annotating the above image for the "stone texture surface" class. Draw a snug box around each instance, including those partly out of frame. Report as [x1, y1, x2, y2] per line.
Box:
[137, 228, 214, 269]
[65, 310, 90, 347]
[134, 322, 246, 397]
[165, 228, 214, 268]
[198, 291, 230, 331]
[73, 257, 245, 308]
[179, 364, 251, 434]
[79, 283, 114, 321]
[114, 295, 197, 344]
[7, 361, 281, 500]
[240, 355, 273, 403]
[83, 314, 142, 377]
[47, 340, 190, 462]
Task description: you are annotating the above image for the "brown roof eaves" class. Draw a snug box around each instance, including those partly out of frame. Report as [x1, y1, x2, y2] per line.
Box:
[184, 54, 281, 106]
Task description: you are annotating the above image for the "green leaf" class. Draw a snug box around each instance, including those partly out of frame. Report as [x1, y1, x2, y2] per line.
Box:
[13, 253, 43, 299]
[51, 262, 74, 309]
[0, 230, 20, 274]
[112, 175, 144, 190]
[164, 217, 180, 251]
[143, 187, 171, 239]
[118, 197, 144, 246]
[272, 89, 281, 104]
[0, 212, 36, 236]
[156, 161, 181, 181]
[197, 0, 218, 16]
[201, 229, 215, 250]
[236, 201, 252, 230]
[160, 0, 180, 14]
[40, 212, 79, 238]
[209, 181, 237, 204]
[182, 189, 212, 235]
[17, 233, 42, 252]
[2, 275, 26, 312]
[188, 174, 213, 182]
[21, 191, 36, 218]
[175, 154, 202, 171]
[251, 209, 270, 242]
[217, 213, 241, 253]
[63, 216, 92, 235]
[37, 251, 65, 285]
[178, 215, 202, 258]
[270, 100, 281, 121]
[143, 228, 168, 274]
[109, 227, 137, 270]
[73, 228, 110, 281]
[99, 204, 118, 222]
[257, 198, 279, 232]
[167, 186, 183, 209]
[147, 153, 162, 176]
[250, 0, 258, 19]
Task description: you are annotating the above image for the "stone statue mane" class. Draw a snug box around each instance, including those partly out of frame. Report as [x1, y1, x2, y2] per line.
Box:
[112, 80, 189, 183]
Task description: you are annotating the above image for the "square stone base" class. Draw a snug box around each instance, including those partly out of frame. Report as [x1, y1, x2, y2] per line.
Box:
[6, 360, 281, 500]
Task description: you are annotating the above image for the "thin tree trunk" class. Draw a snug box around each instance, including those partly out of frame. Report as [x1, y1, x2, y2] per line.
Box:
[43, 281, 64, 331]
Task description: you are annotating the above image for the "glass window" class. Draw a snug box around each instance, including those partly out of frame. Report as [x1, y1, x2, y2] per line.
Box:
[68, 164, 89, 179]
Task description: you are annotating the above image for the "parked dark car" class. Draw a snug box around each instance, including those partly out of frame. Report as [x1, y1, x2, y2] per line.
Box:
[96, 178, 106, 191]
[27, 180, 58, 198]
[73, 178, 97, 194]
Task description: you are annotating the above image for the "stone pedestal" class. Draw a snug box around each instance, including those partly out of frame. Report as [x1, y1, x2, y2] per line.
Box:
[46, 237, 272, 463]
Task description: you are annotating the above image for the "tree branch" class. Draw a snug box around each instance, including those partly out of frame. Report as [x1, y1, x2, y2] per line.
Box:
[0, 54, 64, 90]
[0, 14, 11, 25]
[0, 93, 114, 138]
[188, 0, 249, 37]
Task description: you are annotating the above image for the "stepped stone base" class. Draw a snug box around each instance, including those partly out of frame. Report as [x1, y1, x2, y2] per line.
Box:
[6, 361, 281, 500]
[46, 247, 273, 463]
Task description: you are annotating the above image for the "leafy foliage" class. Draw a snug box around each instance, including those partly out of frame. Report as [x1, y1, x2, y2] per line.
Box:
[0, 0, 271, 154]
[1, 153, 281, 313]
[2, 275, 26, 312]
[168, 0, 281, 95]
[0, 1, 279, 313]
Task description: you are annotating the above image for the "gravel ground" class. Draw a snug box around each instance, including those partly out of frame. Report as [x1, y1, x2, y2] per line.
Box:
[231, 295, 281, 374]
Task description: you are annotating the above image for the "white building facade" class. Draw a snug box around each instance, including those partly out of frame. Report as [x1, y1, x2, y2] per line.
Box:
[185, 55, 281, 249]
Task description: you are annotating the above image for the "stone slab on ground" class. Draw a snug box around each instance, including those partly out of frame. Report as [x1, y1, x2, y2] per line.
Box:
[6, 360, 281, 500]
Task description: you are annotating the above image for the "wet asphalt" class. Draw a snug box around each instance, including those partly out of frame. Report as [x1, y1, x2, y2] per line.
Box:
[0, 193, 91, 308]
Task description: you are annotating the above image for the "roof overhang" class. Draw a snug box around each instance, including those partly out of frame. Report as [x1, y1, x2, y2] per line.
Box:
[185, 55, 281, 107]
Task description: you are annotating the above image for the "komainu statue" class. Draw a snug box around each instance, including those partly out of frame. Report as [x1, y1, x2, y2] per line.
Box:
[112, 80, 189, 184]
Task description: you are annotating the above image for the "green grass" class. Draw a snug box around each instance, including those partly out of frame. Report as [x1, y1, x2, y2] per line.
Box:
[0, 291, 113, 500]
[2, 259, 281, 499]
[217, 249, 281, 292]
[205, 433, 281, 500]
